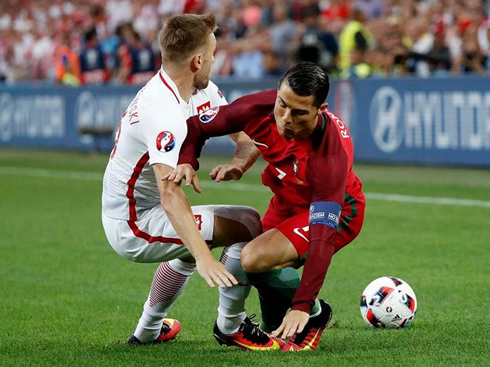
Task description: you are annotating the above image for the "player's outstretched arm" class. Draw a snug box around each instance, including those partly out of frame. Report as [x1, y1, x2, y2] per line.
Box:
[153, 163, 237, 288]
[210, 132, 261, 182]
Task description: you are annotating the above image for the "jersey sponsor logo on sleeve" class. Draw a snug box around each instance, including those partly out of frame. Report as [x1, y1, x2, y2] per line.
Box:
[156, 131, 176, 152]
[199, 106, 219, 123]
[197, 101, 211, 114]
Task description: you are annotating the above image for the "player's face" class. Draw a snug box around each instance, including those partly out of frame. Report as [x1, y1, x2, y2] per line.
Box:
[194, 33, 216, 90]
[274, 83, 320, 141]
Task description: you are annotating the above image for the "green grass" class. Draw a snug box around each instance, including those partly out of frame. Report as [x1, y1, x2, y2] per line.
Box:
[0, 149, 489, 366]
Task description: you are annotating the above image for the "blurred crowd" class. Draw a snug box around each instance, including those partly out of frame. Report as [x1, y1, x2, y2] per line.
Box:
[0, 0, 489, 85]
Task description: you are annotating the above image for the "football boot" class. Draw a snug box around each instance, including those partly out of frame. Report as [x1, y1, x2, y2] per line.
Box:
[126, 318, 182, 345]
[213, 315, 285, 351]
[281, 300, 332, 352]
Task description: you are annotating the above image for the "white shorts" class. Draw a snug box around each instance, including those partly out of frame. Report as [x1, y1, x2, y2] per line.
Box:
[102, 205, 215, 263]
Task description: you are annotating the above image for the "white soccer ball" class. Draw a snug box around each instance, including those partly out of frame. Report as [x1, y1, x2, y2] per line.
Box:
[360, 276, 417, 328]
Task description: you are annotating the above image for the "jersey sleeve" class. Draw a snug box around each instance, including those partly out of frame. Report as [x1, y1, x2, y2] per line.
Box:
[291, 123, 349, 314]
[207, 80, 228, 107]
[179, 90, 276, 169]
[140, 101, 187, 168]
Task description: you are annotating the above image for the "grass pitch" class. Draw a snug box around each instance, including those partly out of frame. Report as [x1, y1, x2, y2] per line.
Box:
[0, 149, 488, 366]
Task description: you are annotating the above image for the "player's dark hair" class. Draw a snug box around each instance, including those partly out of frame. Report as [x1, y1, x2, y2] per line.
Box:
[278, 62, 330, 108]
[159, 13, 217, 64]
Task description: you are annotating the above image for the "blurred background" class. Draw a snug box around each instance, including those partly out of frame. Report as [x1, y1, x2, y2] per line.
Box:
[0, 0, 489, 84]
[1, 3, 489, 365]
[0, 0, 489, 167]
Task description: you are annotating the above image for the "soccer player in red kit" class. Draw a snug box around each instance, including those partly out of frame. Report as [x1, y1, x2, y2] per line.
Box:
[166, 62, 365, 352]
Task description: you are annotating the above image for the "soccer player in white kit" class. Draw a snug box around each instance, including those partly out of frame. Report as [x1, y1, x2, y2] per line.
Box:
[101, 13, 284, 350]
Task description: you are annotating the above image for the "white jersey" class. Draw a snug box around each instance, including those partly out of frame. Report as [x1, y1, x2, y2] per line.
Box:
[102, 68, 227, 221]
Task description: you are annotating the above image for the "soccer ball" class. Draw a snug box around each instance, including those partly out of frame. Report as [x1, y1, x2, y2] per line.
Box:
[360, 276, 417, 328]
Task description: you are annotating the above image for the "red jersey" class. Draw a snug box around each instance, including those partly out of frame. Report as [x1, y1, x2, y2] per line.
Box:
[180, 90, 364, 313]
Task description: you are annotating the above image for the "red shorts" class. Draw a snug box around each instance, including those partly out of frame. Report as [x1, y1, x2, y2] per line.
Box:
[262, 193, 365, 258]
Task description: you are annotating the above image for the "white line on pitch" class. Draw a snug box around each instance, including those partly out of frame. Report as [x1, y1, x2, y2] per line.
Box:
[1, 166, 490, 209]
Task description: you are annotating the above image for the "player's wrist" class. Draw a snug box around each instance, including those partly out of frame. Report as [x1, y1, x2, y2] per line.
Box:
[193, 249, 214, 262]
[291, 302, 313, 314]
[230, 159, 246, 172]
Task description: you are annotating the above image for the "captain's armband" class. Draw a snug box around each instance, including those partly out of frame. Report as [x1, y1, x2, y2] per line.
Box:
[309, 201, 342, 229]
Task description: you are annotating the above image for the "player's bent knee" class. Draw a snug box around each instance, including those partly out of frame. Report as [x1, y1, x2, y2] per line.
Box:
[241, 244, 269, 272]
[213, 205, 262, 239]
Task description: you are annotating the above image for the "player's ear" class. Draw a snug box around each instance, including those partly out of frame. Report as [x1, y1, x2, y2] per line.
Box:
[193, 53, 203, 70]
[318, 103, 328, 113]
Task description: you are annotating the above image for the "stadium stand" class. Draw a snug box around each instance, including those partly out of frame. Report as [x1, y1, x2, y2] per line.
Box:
[0, 0, 488, 84]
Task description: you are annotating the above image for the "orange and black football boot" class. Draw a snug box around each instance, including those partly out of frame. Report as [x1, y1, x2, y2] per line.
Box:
[126, 318, 182, 345]
[213, 315, 285, 351]
[281, 300, 333, 352]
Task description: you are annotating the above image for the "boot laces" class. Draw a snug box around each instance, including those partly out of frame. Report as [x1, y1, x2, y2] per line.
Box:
[238, 314, 270, 344]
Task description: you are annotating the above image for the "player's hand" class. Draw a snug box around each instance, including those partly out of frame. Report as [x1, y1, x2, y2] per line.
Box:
[272, 310, 310, 339]
[209, 164, 243, 182]
[196, 254, 238, 288]
[162, 164, 202, 193]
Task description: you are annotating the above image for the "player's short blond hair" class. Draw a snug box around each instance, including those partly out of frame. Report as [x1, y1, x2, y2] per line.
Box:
[159, 13, 217, 64]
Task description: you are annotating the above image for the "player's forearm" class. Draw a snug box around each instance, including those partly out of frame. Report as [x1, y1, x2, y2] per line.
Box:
[231, 133, 260, 174]
[178, 127, 207, 170]
[291, 239, 335, 314]
[159, 184, 211, 260]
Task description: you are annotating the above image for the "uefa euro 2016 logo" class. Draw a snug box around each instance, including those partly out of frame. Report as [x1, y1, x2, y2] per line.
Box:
[156, 131, 175, 152]
[199, 106, 220, 123]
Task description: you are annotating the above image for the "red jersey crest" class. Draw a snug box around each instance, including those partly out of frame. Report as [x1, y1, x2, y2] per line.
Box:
[194, 214, 202, 230]
[197, 101, 211, 114]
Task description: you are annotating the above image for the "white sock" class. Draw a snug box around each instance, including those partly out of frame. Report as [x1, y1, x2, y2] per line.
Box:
[134, 259, 196, 342]
[310, 299, 322, 318]
[216, 243, 251, 334]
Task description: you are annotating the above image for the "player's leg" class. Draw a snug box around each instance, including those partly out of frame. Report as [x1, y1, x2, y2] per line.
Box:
[210, 205, 260, 335]
[241, 227, 305, 332]
[127, 204, 264, 345]
[102, 212, 187, 344]
[210, 206, 284, 350]
[121, 205, 211, 344]
[282, 195, 366, 351]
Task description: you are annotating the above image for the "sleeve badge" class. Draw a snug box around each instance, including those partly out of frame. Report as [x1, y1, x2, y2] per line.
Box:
[156, 131, 176, 152]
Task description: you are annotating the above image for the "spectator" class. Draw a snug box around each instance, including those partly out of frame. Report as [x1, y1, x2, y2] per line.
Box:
[460, 24, 485, 74]
[427, 27, 452, 76]
[338, 8, 373, 73]
[269, 3, 296, 68]
[295, 7, 339, 73]
[262, 49, 285, 77]
[405, 17, 434, 76]
[242, 0, 262, 27]
[231, 27, 269, 79]
[354, 0, 384, 19]
[116, 23, 156, 85]
[346, 46, 372, 78]
[0, 0, 488, 83]
[54, 32, 81, 86]
[477, 19, 490, 71]
[79, 27, 109, 85]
